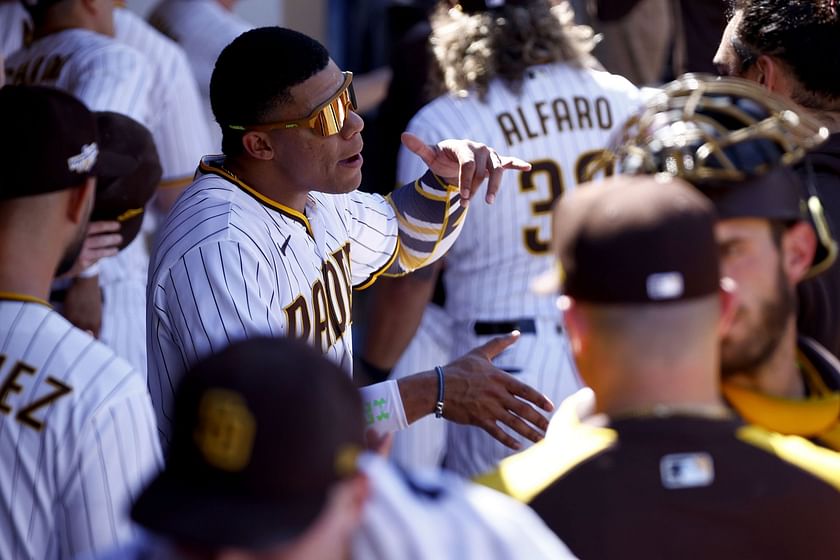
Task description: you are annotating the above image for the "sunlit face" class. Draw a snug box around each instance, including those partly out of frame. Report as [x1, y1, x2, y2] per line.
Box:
[713, 10, 760, 80]
[716, 218, 794, 377]
[263, 61, 365, 196]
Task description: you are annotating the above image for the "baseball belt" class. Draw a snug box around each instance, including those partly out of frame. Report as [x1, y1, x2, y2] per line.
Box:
[473, 318, 563, 335]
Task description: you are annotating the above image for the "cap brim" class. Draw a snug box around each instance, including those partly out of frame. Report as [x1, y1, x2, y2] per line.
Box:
[132, 470, 325, 550]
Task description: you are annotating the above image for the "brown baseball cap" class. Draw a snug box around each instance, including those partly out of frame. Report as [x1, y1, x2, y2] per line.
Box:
[91, 112, 162, 250]
[132, 337, 366, 550]
[547, 175, 720, 304]
[0, 85, 132, 199]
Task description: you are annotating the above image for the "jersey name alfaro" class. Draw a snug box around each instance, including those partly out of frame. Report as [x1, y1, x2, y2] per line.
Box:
[496, 93, 616, 147]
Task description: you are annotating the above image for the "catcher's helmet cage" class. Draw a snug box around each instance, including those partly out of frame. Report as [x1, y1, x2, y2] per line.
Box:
[594, 74, 836, 278]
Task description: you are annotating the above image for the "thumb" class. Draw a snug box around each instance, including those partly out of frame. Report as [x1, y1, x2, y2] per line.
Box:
[477, 330, 521, 360]
[401, 132, 437, 166]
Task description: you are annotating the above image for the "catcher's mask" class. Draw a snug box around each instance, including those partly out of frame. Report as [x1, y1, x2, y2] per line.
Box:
[588, 74, 836, 278]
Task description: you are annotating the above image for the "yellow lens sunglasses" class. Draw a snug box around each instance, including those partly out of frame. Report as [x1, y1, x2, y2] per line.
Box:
[228, 72, 357, 137]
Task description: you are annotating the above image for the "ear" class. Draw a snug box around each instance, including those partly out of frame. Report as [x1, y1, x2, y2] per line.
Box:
[753, 55, 793, 96]
[65, 177, 96, 225]
[781, 221, 817, 284]
[241, 131, 276, 161]
[717, 277, 739, 339]
[561, 296, 585, 356]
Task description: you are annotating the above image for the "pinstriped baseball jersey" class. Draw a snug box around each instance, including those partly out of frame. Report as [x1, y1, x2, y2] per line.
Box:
[0, 298, 162, 560]
[398, 64, 641, 322]
[353, 453, 576, 559]
[148, 156, 467, 442]
[148, 0, 251, 150]
[0, 1, 27, 57]
[114, 8, 214, 186]
[394, 63, 641, 476]
[4, 29, 152, 123]
[5, 28, 156, 374]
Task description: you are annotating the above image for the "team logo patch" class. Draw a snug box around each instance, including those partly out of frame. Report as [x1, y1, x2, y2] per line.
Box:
[194, 389, 257, 472]
[646, 272, 684, 300]
[67, 143, 99, 173]
[660, 452, 715, 489]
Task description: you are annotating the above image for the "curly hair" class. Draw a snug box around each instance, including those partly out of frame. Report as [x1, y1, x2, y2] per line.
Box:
[731, 0, 840, 111]
[430, 0, 598, 100]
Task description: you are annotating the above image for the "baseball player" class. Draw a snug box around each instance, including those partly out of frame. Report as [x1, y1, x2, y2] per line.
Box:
[112, 337, 575, 559]
[148, 0, 251, 150]
[605, 74, 840, 450]
[6, 1, 214, 375]
[714, 0, 840, 358]
[5, 0, 154, 373]
[365, 0, 641, 476]
[147, 26, 555, 452]
[479, 175, 840, 559]
[0, 86, 162, 560]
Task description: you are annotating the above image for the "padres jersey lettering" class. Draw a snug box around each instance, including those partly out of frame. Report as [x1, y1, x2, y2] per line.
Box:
[391, 63, 641, 476]
[148, 156, 467, 442]
[0, 356, 73, 431]
[0, 299, 162, 560]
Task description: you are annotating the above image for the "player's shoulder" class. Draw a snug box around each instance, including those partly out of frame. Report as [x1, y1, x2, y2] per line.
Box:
[357, 454, 575, 559]
[0, 302, 147, 432]
[406, 92, 477, 140]
[150, 0, 248, 34]
[152, 157, 277, 271]
[475, 423, 618, 503]
[735, 424, 840, 491]
[584, 67, 641, 99]
[115, 8, 191, 75]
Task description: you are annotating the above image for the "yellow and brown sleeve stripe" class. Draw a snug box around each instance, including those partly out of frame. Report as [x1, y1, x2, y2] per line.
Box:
[380, 170, 467, 277]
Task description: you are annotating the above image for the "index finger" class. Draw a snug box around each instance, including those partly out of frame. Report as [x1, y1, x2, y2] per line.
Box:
[505, 375, 554, 413]
[499, 155, 532, 171]
[87, 221, 121, 235]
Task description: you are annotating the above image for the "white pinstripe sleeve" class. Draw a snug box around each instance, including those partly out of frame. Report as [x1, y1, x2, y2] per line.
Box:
[149, 240, 283, 441]
[71, 46, 153, 126]
[352, 454, 577, 560]
[56, 389, 162, 557]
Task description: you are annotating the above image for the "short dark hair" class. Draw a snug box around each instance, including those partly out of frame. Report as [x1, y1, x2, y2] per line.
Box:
[731, 0, 840, 110]
[210, 27, 330, 156]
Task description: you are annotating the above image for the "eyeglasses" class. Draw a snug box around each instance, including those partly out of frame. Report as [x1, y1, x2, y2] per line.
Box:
[228, 72, 357, 137]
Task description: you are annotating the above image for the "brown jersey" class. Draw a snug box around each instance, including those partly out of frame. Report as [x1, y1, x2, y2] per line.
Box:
[479, 415, 840, 560]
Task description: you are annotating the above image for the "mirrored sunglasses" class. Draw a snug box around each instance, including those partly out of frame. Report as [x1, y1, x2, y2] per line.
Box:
[228, 71, 357, 137]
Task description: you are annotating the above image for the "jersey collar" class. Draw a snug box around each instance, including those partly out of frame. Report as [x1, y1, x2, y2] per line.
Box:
[199, 156, 314, 237]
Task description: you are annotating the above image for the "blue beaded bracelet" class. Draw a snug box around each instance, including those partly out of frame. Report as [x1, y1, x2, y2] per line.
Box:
[434, 365, 445, 418]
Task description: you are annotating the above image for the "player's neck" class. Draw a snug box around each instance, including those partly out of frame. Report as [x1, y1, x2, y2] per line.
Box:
[0, 260, 55, 305]
[223, 157, 310, 214]
[723, 318, 804, 398]
[589, 357, 724, 418]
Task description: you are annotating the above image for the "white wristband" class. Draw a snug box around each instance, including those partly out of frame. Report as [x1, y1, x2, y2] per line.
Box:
[358, 380, 408, 433]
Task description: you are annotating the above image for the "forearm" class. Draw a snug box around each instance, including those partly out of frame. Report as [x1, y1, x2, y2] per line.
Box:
[381, 170, 467, 276]
[362, 262, 441, 369]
